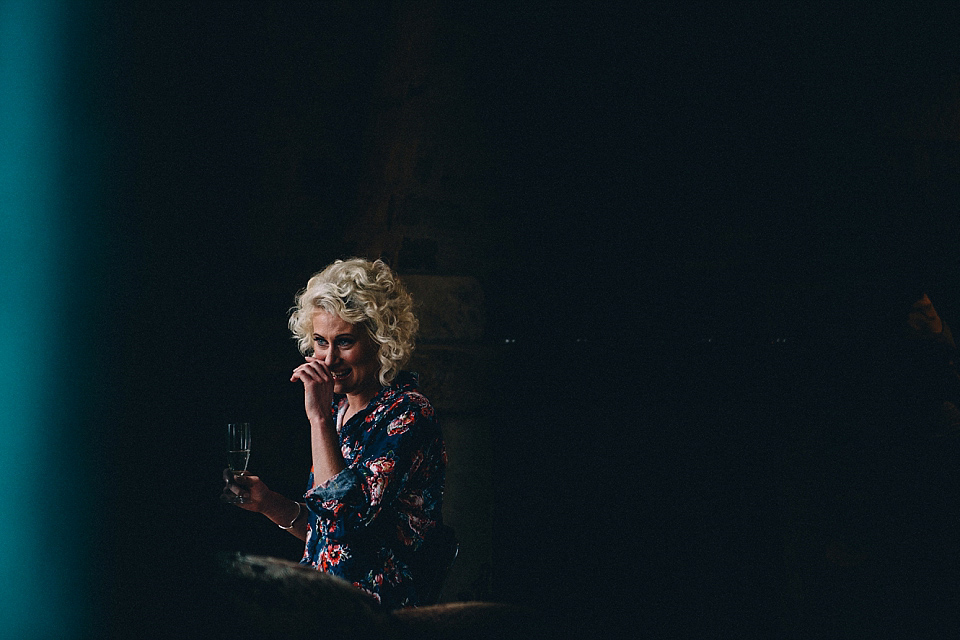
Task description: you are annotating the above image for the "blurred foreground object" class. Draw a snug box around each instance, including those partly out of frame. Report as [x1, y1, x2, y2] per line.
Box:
[215, 554, 548, 640]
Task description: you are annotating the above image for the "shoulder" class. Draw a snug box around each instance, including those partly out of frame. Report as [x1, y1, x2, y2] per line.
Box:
[362, 387, 439, 443]
[376, 388, 437, 423]
[356, 372, 434, 428]
[376, 373, 436, 417]
[396, 389, 436, 415]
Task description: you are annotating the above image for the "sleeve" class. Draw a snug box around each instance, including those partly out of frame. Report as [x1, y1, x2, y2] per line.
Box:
[303, 394, 439, 543]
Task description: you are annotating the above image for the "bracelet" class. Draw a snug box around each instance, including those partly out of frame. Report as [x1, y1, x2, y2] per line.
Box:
[278, 501, 302, 530]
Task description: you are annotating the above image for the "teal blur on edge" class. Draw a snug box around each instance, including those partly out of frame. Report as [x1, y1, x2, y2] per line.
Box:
[1, 1, 100, 636]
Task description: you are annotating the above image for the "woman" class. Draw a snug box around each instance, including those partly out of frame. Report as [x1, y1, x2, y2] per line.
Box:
[223, 258, 451, 609]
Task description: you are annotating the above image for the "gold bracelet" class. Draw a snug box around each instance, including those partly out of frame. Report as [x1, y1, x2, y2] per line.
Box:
[278, 501, 302, 530]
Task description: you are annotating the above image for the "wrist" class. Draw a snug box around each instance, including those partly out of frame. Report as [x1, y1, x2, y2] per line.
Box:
[277, 501, 303, 530]
[309, 413, 336, 432]
[261, 491, 295, 525]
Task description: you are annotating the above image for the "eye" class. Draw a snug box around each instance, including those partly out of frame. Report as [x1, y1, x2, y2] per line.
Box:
[313, 335, 327, 346]
[335, 337, 355, 348]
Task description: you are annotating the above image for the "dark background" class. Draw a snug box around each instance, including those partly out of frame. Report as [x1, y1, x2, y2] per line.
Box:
[70, 2, 960, 637]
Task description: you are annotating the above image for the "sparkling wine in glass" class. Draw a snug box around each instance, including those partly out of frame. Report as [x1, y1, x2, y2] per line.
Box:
[224, 422, 251, 503]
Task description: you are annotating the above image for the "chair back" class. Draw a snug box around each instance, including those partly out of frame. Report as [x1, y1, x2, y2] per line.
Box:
[415, 524, 459, 605]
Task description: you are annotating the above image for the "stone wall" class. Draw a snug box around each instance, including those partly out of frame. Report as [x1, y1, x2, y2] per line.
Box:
[403, 277, 496, 602]
[341, 2, 512, 603]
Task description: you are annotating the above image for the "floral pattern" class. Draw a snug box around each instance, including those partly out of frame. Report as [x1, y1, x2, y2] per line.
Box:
[300, 371, 447, 609]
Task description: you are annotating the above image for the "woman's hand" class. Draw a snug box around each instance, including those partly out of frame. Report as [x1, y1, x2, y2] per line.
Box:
[222, 468, 270, 512]
[221, 469, 309, 541]
[290, 356, 335, 427]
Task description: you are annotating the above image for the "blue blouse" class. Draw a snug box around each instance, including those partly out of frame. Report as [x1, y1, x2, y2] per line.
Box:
[300, 371, 447, 609]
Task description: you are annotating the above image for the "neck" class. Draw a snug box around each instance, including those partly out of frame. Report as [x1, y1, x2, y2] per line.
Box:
[346, 386, 379, 415]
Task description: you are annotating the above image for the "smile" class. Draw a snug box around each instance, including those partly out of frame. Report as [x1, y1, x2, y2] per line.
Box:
[331, 370, 350, 380]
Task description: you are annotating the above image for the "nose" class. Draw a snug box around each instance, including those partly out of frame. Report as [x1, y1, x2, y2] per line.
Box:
[323, 346, 338, 367]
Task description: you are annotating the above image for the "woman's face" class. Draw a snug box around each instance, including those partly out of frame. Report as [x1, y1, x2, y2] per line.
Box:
[311, 311, 381, 398]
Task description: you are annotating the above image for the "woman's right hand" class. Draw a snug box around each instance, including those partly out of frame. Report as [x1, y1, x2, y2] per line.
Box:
[222, 468, 270, 512]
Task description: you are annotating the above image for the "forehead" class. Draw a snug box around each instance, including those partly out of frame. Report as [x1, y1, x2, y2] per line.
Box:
[311, 310, 359, 336]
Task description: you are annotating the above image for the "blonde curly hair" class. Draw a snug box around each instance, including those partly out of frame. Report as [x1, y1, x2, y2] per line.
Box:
[288, 258, 418, 386]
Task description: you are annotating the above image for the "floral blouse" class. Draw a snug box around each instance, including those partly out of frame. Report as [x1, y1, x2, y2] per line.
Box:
[301, 371, 447, 609]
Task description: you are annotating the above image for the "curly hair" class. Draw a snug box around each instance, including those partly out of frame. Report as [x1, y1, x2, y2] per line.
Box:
[288, 258, 418, 386]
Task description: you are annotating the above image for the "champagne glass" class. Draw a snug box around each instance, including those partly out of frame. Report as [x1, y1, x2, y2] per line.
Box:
[224, 422, 251, 503]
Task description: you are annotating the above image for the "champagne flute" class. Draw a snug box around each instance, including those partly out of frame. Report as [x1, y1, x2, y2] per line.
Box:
[224, 422, 251, 503]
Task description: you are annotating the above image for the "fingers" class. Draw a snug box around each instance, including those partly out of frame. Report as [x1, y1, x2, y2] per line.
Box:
[222, 471, 262, 506]
[223, 467, 255, 483]
[231, 472, 258, 487]
[223, 468, 258, 491]
[221, 476, 248, 502]
[221, 484, 248, 502]
[290, 357, 332, 384]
